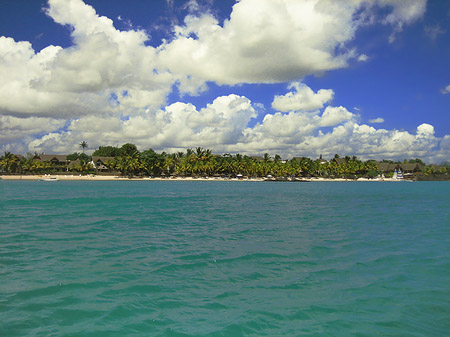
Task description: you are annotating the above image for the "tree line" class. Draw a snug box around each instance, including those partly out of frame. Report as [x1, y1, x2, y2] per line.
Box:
[1, 142, 448, 179]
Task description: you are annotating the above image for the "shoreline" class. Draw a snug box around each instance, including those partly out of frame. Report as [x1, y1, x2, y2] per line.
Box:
[1, 175, 412, 182]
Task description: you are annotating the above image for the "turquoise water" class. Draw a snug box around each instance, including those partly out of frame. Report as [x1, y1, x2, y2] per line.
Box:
[1, 181, 449, 336]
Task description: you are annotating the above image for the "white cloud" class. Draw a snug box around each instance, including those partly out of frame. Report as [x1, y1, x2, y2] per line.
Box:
[441, 84, 450, 94]
[318, 106, 355, 127]
[0, 37, 65, 116]
[272, 82, 334, 112]
[17, 86, 448, 164]
[380, 0, 427, 42]
[416, 123, 434, 136]
[24, 94, 256, 154]
[358, 54, 369, 62]
[158, 0, 427, 86]
[239, 109, 444, 162]
[0, 0, 428, 119]
[380, 0, 427, 26]
[0, 0, 174, 118]
[424, 25, 445, 41]
[1, 0, 442, 163]
[0, 115, 65, 153]
[369, 117, 384, 123]
[159, 0, 358, 86]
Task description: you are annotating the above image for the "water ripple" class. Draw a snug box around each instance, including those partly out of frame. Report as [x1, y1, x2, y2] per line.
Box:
[1, 181, 449, 336]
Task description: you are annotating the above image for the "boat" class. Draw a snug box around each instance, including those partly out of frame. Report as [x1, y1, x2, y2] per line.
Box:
[38, 176, 59, 181]
[392, 169, 403, 180]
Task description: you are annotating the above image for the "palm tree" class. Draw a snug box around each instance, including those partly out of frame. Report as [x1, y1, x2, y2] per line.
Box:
[263, 153, 272, 163]
[79, 141, 88, 154]
[0, 152, 19, 173]
[163, 156, 174, 175]
[21, 157, 35, 174]
[116, 151, 142, 177]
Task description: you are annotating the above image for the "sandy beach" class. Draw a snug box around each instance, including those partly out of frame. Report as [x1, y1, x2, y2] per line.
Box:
[0, 174, 261, 182]
[1, 175, 406, 182]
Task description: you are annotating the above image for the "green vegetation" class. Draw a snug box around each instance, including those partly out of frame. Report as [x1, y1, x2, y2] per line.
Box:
[67, 152, 90, 162]
[92, 146, 122, 157]
[1, 146, 449, 180]
[0, 152, 20, 174]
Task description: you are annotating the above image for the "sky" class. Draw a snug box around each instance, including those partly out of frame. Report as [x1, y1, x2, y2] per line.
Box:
[0, 0, 449, 163]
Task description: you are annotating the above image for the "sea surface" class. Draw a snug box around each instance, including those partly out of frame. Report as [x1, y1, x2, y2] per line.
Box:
[1, 180, 449, 337]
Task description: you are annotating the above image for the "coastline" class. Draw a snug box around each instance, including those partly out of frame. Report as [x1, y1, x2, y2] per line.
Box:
[0, 175, 411, 182]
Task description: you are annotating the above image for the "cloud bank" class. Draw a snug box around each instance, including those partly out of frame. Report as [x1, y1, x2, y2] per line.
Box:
[22, 84, 445, 164]
[1, 0, 447, 163]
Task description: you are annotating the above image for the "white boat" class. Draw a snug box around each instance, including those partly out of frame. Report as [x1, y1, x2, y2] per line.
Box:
[38, 176, 59, 181]
[392, 169, 403, 180]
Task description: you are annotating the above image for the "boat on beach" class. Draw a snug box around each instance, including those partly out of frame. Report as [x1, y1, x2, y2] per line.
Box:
[392, 169, 403, 180]
[38, 176, 59, 181]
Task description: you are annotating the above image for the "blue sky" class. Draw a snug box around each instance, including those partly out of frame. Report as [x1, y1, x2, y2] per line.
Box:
[0, 0, 449, 162]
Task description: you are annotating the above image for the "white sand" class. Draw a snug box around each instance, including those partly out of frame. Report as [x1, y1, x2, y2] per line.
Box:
[1, 175, 407, 182]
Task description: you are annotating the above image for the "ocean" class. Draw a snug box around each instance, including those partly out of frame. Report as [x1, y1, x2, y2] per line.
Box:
[1, 180, 449, 336]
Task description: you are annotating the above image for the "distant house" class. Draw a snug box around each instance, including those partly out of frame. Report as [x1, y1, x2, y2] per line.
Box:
[67, 159, 80, 170]
[331, 157, 346, 165]
[35, 154, 69, 166]
[377, 162, 397, 173]
[400, 163, 424, 174]
[39, 155, 76, 172]
[32, 154, 71, 172]
[250, 156, 264, 161]
[91, 156, 115, 172]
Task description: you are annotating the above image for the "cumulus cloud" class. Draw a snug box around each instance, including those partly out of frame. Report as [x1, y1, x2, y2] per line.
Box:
[358, 54, 369, 62]
[13, 85, 448, 164]
[158, 0, 356, 86]
[1, 0, 443, 163]
[240, 118, 442, 163]
[0, 0, 173, 118]
[25, 94, 256, 154]
[416, 123, 434, 136]
[0, 115, 66, 153]
[272, 82, 334, 112]
[319, 106, 355, 127]
[158, 0, 427, 86]
[0, 0, 428, 118]
[441, 84, 450, 94]
[369, 117, 384, 123]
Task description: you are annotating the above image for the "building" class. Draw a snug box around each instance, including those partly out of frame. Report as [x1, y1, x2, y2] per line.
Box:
[91, 156, 115, 172]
